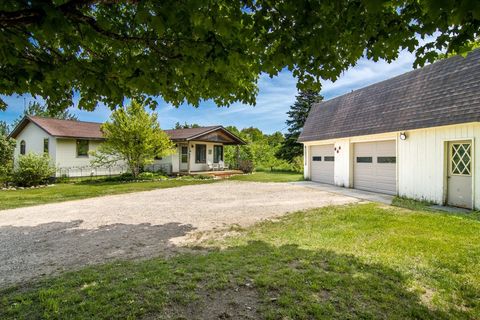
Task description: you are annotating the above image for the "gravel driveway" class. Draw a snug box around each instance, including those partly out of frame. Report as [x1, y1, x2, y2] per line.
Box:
[0, 181, 357, 287]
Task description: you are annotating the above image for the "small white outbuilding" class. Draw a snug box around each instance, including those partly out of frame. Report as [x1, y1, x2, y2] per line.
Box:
[299, 49, 480, 210]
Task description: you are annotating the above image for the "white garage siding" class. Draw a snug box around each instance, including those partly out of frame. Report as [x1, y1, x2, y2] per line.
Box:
[303, 122, 480, 210]
[309, 144, 334, 184]
[353, 140, 396, 195]
[398, 122, 480, 209]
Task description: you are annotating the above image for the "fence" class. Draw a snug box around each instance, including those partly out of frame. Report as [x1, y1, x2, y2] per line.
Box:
[56, 163, 172, 178]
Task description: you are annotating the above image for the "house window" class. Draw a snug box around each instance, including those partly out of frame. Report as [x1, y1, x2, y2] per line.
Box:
[324, 156, 335, 162]
[195, 144, 206, 163]
[43, 138, 49, 154]
[76, 140, 89, 157]
[356, 157, 372, 163]
[20, 140, 26, 155]
[181, 146, 188, 163]
[312, 156, 322, 161]
[377, 156, 396, 164]
[213, 145, 223, 163]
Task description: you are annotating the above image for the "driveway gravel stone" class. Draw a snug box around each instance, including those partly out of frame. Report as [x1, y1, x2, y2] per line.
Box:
[0, 181, 357, 287]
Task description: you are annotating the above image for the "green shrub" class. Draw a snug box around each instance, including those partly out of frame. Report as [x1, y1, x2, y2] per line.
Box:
[238, 159, 254, 173]
[138, 172, 167, 180]
[13, 153, 55, 187]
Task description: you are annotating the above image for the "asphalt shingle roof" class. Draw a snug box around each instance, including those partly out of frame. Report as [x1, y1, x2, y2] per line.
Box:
[10, 117, 245, 144]
[298, 49, 480, 142]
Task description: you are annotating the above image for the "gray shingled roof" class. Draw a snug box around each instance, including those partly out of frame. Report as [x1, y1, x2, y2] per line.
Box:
[298, 49, 480, 142]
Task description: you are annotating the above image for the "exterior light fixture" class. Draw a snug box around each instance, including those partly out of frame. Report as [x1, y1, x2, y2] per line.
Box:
[400, 132, 407, 140]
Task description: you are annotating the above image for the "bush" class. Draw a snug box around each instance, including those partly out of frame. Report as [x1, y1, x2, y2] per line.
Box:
[238, 159, 254, 173]
[13, 153, 55, 187]
[138, 172, 167, 180]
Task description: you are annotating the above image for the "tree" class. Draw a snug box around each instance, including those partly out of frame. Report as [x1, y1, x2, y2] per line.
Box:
[1, 1, 478, 112]
[0, 121, 9, 136]
[277, 90, 323, 163]
[12, 101, 78, 128]
[0, 130, 15, 186]
[92, 100, 175, 178]
[439, 40, 480, 59]
[174, 122, 200, 129]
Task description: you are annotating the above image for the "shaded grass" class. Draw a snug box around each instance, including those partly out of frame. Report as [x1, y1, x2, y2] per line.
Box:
[1, 203, 479, 318]
[0, 179, 215, 210]
[229, 171, 304, 182]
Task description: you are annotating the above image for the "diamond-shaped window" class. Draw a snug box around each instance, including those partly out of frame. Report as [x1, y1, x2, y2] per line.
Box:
[451, 143, 471, 176]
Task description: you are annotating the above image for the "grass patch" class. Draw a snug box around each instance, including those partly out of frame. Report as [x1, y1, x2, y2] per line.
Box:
[393, 196, 480, 221]
[0, 178, 215, 210]
[1, 203, 479, 318]
[392, 196, 434, 211]
[229, 171, 303, 182]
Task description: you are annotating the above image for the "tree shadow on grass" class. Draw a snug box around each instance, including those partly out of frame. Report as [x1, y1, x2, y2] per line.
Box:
[1, 240, 468, 319]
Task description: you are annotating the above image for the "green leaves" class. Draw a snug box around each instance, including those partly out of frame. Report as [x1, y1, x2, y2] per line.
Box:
[93, 100, 175, 177]
[0, 0, 478, 112]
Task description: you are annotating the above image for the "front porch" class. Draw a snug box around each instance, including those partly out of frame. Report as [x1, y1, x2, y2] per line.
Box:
[177, 169, 243, 178]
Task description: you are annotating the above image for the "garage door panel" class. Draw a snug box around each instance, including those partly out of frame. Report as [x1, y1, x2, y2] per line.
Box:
[354, 141, 396, 195]
[310, 144, 334, 184]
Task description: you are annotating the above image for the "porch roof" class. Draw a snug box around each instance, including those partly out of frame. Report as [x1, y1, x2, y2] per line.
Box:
[164, 126, 246, 145]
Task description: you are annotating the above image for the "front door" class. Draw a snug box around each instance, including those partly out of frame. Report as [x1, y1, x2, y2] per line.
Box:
[179, 145, 188, 171]
[447, 141, 473, 209]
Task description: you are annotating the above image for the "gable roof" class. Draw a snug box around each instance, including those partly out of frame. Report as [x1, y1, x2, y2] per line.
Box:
[298, 49, 480, 142]
[10, 116, 245, 145]
[10, 116, 104, 140]
[164, 126, 246, 145]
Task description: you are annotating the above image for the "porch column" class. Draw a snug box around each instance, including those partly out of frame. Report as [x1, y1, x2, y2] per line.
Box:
[187, 141, 191, 174]
[235, 145, 240, 169]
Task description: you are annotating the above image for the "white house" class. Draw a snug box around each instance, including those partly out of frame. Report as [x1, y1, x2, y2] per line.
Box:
[9, 116, 245, 177]
[299, 49, 480, 210]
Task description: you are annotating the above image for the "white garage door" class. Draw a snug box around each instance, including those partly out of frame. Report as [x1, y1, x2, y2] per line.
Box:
[354, 141, 396, 195]
[310, 144, 334, 184]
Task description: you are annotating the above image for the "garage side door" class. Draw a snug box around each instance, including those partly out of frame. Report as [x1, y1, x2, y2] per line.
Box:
[310, 144, 334, 184]
[354, 141, 396, 195]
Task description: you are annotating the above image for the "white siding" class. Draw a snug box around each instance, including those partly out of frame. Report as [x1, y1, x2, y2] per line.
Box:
[334, 139, 351, 187]
[55, 138, 102, 168]
[398, 122, 480, 209]
[13, 122, 55, 163]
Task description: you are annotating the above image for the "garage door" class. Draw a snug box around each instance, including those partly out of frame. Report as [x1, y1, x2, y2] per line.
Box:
[354, 141, 396, 195]
[310, 144, 334, 184]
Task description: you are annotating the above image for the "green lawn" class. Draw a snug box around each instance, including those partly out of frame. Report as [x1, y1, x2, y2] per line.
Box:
[229, 170, 304, 182]
[1, 203, 479, 319]
[0, 179, 215, 210]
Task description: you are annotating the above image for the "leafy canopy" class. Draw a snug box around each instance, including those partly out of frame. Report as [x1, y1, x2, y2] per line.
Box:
[1, 0, 478, 112]
[92, 100, 175, 177]
[277, 90, 323, 163]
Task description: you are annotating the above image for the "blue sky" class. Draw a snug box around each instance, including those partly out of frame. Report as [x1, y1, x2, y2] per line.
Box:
[0, 49, 417, 134]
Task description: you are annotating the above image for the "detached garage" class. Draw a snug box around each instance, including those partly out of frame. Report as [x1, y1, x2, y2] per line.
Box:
[299, 49, 480, 210]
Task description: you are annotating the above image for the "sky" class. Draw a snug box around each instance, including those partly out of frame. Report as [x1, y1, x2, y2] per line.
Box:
[0, 49, 418, 134]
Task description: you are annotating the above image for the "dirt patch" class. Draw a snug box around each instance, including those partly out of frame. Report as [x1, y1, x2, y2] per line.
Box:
[160, 285, 261, 320]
